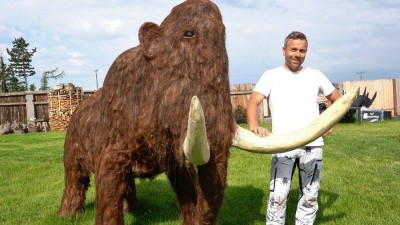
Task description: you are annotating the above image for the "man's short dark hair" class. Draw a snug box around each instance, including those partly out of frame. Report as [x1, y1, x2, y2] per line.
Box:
[284, 31, 308, 47]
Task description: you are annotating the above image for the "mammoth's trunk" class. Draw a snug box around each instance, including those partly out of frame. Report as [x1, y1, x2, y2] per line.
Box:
[183, 96, 210, 165]
[232, 86, 359, 153]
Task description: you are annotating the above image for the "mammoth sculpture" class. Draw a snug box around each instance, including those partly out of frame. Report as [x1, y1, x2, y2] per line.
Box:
[59, 0, 358, 224]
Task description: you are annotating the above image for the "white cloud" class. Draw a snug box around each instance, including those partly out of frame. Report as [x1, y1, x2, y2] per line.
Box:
[69, 51, 84, 58]
[67, 58, 88, 67]
[105, 19, 123, 33]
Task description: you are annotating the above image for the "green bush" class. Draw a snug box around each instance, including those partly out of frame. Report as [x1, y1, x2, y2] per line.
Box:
[233, 105, 247, 123]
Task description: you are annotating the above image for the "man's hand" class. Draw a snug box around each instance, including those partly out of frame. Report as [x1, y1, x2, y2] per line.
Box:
[250, 126, 270, 137]
[246, 92, 268, 137]
[322, 127, 334, 138]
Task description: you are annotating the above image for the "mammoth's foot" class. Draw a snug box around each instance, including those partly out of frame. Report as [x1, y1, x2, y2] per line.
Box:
[59, 172, 90, 217]
[59, 195, 85, 217]
[123, 174, 138, 213]
[123, 198, 138, 214]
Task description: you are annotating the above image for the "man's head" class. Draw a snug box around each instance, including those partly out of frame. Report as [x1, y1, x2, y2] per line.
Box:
[282, 31, 308, 72]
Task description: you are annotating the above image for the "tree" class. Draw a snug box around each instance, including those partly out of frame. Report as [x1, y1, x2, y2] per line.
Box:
[7, 73, 25, 92]
[40, 68, 65, 91]
[0, 49, 8, 92]
[6, 37, 36, 91]
[29, 84, 36, 91]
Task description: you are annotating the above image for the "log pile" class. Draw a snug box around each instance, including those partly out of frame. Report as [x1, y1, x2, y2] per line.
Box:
[48, 83, 83, 131]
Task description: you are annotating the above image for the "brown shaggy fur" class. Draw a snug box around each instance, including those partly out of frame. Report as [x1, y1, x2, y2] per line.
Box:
[59, 0, 235, 224]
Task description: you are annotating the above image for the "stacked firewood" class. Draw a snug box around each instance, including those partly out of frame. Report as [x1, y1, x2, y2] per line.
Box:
[48, 83, 83, 131]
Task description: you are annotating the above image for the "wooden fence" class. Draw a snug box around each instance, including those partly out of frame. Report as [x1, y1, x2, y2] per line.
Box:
[342, 78, 399, 116]
[0, 91, 95, 125]
[0, 92, 47, 125]
[1, 78, 398, 127]
[230, 83, 269, 123]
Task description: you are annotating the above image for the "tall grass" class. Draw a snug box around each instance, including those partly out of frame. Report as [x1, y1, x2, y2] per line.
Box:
[0, 121, 399, 225]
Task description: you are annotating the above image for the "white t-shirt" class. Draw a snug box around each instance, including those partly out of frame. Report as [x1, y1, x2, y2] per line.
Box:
[253, 66, 335, 146]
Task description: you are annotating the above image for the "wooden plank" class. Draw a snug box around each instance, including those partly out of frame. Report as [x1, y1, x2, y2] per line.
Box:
[230, 90, 253, 95]
[0, 102, 26, 106]
[33, 102, 48, 105]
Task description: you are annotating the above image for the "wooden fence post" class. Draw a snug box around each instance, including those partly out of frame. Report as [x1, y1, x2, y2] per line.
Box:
[25, 94, 35, 121]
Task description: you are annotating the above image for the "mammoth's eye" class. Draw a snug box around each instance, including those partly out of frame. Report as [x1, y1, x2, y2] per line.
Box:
[184, 30, 195, 38]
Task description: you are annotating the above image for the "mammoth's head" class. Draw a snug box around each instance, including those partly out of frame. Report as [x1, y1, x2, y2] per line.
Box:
[134, 0, 234, 158]
[138, 0, 228, 83]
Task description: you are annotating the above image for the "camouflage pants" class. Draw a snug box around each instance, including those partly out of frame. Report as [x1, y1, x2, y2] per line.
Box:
[266, 146, 323, 225]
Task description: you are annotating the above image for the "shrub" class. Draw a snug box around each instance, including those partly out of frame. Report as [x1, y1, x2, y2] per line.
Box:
[233, 105, 247, 124]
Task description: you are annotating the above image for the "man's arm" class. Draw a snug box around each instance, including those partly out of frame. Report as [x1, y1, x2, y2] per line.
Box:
[246, 92, 269, 137]
[326, 89, 341, 104]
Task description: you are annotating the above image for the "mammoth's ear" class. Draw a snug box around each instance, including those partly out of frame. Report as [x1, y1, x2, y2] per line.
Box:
[139, 22, 161, 59]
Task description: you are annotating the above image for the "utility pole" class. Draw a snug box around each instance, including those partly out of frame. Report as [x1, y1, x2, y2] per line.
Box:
[94, 69, 99, 90]
[357, 71, 366, 81]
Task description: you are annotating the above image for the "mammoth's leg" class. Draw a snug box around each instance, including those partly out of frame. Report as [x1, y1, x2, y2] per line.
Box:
[166, 160, 200, 225]
[167, 155, 227, 225]
[123, 173, 138, 213]
[197, 153, 228, 225]
[59, 144, 90, 217]
[95, 153, 127, 225]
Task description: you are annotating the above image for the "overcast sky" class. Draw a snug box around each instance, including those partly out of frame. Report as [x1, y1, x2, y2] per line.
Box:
[1, 0, 399, 90]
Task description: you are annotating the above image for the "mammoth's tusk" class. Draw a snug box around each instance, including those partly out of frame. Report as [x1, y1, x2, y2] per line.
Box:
[232, 86, 360, 154]
[183, 96, 210, 165]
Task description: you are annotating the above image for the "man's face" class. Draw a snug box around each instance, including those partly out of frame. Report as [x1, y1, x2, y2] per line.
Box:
[282, 39, 308, 72]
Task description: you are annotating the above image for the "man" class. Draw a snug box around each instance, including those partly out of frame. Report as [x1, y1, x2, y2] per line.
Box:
[246, 31, 341, 225]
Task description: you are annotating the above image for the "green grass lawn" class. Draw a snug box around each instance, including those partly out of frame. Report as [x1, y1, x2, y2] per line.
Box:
[0, 121, 399, 225]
